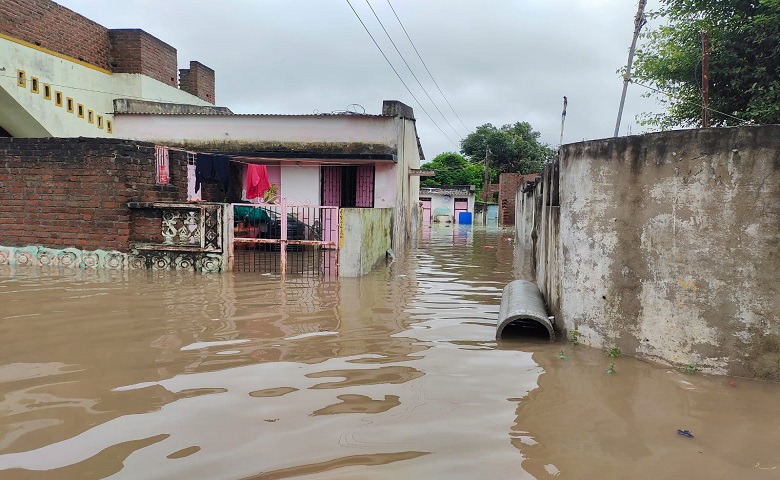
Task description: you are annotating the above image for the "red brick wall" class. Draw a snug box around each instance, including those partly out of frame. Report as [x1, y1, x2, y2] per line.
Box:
[0, 138, 189, 251]
[0, 0, 112, 70]
[109, 29, 178, 87]
[498, 173, 539, 226]
[179, 61, 216, 104]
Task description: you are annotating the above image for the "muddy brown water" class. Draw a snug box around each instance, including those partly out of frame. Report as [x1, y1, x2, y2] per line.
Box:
[1, 225, 778, 479]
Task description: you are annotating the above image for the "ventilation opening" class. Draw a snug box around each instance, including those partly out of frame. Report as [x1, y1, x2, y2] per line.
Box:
[499, 319, 553, 340]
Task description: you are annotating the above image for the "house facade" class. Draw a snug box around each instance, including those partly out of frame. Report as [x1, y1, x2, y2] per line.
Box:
[0, 0, 423, 276]
[419, 185, 476, 225]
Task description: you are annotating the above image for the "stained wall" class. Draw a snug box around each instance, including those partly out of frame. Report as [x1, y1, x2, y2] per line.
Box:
[522, 126, 780, 380]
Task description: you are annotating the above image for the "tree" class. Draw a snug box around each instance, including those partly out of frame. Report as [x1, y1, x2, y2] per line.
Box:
[420, 152, 483, 189]
[633, 0, 780, 128]
[460, 122, 553, 179]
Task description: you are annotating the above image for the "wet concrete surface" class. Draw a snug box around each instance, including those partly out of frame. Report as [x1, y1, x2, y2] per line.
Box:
[0, 224, 778, 479]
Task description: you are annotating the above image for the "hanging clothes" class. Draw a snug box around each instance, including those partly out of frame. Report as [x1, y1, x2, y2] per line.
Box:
[245, 164, 271, 200]
[155, 146, 170, 185]
[195, 153, 231, 194]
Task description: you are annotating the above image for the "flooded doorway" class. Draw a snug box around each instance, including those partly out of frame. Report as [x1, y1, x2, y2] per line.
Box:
[1, 225, 778, 479]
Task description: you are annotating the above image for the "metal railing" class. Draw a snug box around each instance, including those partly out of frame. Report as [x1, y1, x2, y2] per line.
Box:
[231, 200, 339, 276]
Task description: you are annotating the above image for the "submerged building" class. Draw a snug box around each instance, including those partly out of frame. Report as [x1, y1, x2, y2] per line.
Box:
[0, 0, 423, 276]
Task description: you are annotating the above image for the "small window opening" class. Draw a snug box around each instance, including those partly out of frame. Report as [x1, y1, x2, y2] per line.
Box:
[97, 115, 104, 129]
[66, 98, 74, 113]
[55, 91, 63, 106]
[87, 110, 94, 124]
[43, 84, 51, 99]
[77, 104, 84, 118]
[106, 120, 113, 134]
[30, 77, 39, 93]
[17, 70, 26, 87]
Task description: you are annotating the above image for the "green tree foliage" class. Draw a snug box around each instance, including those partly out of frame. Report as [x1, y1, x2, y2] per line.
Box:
[420, 152, 483, 189]
[634, 0, 780, 128]
[460, 122, 553, 179]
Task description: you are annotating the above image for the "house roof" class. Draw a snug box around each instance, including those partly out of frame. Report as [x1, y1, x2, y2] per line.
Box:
[420, 185, 476, 196]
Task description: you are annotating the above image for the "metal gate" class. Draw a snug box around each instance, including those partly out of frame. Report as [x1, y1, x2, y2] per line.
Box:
[231, 200, 339, 276]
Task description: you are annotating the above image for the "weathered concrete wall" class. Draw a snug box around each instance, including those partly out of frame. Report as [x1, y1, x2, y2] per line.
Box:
[339, 208, 392, 277]
[523, 126, 780, 380]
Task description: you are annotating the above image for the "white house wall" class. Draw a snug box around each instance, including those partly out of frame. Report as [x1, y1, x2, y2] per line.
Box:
[374, 163, 396, 208]
[281, 164, 320, 206]
[114, 114, 398, 147]
[0, 37, 210, 138]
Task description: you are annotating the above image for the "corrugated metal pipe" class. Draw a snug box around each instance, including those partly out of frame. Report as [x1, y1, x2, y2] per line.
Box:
[496, 280, 555, 340]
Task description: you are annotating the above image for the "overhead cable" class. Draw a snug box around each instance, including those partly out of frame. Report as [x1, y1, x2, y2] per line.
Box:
[385, 0, 472, 135]
[363, 0, 464, 140]
[344, 0, 459, 149]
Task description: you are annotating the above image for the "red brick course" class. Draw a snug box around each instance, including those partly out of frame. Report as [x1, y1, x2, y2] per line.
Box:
[2, 0, 212, 92]
[498, 173, 539, 226]
[179, 61, 216, 104]
[0, 0, 112, 70]
[0, 138, 190, 251]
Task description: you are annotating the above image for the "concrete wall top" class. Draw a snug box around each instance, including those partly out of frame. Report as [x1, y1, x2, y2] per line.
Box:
[113, 113, 400, 151]
[553, 124, 780, 380]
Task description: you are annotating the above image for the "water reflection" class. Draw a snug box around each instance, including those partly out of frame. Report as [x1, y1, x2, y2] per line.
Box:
[1, 225, 778, 479]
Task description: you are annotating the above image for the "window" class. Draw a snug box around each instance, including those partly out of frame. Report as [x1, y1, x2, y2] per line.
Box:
[43, 84, 51, 99]
[30, 77, 39, 93]
[55, 91, 63, 106]
[97, 115, 104, 129]
[66, 98, 74, 113]
[87, 110, 94, 124]
[106, 120, 113, 134]
[17, 70, 26, 87]
[77, 104, 84, 118]
[321, 165, 375, 208]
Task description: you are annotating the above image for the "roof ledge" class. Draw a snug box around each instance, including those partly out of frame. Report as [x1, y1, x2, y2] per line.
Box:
[113, 99, 233, 115]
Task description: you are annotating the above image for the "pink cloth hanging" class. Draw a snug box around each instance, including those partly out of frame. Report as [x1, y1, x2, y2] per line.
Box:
[155, 145, 169, 185]
[245, 164, 271, 200]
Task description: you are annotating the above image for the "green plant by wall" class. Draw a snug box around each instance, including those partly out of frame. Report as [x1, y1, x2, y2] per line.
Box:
[569, 329, 580, 345]
[683, 363, 698, 375]
[607, 347, 621, 358]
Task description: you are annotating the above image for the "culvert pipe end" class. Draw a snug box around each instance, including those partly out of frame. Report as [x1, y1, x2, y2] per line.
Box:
[496, 280, 554, 341]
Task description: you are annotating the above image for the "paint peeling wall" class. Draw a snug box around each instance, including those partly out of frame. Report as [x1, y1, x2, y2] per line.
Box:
[339, 208, 392, 277]
[523, 126, 780, 380]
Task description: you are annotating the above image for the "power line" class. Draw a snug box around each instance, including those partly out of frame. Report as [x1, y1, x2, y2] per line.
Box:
[385, 0, 472, 135]
[631, 79, 751, 125]
[343, 0, 459, 149]
[363, 0, 464, 141]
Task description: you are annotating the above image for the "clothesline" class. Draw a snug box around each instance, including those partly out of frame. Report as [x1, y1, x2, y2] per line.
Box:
[157, 145, 375, 167]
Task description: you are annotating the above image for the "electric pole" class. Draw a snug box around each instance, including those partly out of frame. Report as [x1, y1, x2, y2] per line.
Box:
[560, 96, 568, 146]
[483, 145, 490, 203]
[614, 0, 647, 137]
[702, 31, 710, 128]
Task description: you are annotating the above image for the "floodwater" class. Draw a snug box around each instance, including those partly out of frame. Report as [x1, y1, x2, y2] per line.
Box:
[1, 225, 779, 479]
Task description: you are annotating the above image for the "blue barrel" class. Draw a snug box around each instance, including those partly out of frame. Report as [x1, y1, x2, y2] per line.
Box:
[458, 212, 472, 224]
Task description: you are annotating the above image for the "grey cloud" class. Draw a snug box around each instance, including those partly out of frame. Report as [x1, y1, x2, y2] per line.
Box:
[60, 0, 663, 156]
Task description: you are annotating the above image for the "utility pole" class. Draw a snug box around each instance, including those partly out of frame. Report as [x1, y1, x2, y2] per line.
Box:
[483, 145, 490, 203]
[559, 96, 568, 146]
[614, 0, 647, 137]
[702, 31, 710, 128]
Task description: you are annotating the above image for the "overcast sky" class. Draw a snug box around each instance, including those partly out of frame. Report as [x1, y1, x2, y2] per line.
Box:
[59, 0, 663, 159]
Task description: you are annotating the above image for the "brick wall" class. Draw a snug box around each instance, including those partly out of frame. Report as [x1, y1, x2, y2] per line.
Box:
[498, 173, 539, 226]
[0, 138, 189, 251]
[109, 29, 178, 87]
[0, 0, 112, 70]
[179, 61, 216, 104]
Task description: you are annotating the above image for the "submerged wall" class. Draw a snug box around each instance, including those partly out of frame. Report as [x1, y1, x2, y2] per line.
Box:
[339, 208, 392, 277]
[523, 125, 780, 380]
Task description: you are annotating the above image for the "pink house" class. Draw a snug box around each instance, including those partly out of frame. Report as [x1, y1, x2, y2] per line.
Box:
[114, 100, 424, 275]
